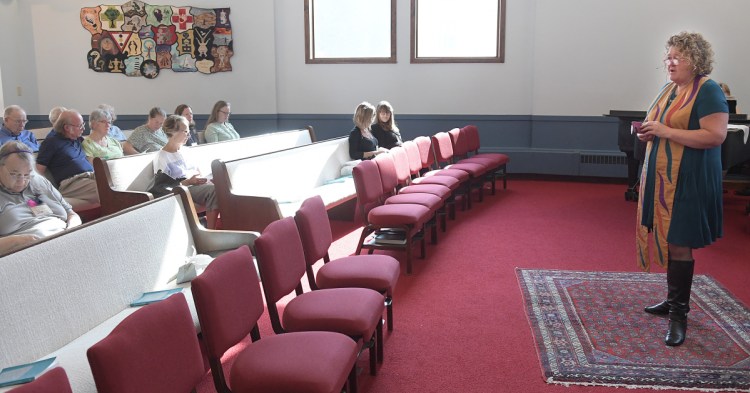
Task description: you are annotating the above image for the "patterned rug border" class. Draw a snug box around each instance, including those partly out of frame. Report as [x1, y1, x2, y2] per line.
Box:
[517, 268, 750, 393]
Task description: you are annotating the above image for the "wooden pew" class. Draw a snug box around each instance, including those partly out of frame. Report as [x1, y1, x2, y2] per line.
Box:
[93, 127, 315, 215]
[211, 136, 355, 232]
[0, 187, 258, 393]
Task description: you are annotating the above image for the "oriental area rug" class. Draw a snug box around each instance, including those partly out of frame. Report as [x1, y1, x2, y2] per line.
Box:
[517, 269, 750, 392]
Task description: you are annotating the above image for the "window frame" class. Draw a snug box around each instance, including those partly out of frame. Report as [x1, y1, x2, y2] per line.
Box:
[410, 0, 506, 64]
[304, 0, 397, 64]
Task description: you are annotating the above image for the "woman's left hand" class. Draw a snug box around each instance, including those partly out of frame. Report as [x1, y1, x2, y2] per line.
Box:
[640, 121, 668, 139]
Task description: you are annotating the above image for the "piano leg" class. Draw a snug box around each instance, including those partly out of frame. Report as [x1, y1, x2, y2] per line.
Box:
[625, 154, 640, 201]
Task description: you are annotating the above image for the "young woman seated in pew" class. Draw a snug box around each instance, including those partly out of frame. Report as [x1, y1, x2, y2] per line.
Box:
[154, 115, 220, 229]
[0, 141, 81, 254]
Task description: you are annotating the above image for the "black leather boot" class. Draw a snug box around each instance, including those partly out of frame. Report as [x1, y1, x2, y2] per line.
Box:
[664, 259, 694, 346]
[644, 300, 670, 315]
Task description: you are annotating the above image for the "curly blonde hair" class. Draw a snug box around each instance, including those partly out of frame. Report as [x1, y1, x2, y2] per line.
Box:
[666, 32, 714, 76]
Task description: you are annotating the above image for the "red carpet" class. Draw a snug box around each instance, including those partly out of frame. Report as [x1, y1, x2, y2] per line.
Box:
[197, 179, 750, 393]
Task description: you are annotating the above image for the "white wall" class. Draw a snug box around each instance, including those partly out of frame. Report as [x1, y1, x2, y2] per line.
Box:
[1, 0, 277, 116]
[532, 0, 750, 116]
[1, 0, 748, 117]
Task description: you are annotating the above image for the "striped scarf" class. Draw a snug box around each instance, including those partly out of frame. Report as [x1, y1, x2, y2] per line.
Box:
[636, 75, 708, 271]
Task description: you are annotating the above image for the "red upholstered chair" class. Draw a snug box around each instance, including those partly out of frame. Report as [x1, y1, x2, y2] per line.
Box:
[432, 130, 491, 208]
[391, 146, 458, 221]
[191, 245, 359, 393]
[414, 136, 473, 211]
[404, 140, 469, 216]
[254, 218, 386, 375]
[295, 195, 401, 331]
[7, 368, 72, 393]
[87, 293, 205, 393]
[448, 127, 501, 194]
[353, 160, 433, 274]
[373, 152, 443, 242]
[461, 124, 510, 190]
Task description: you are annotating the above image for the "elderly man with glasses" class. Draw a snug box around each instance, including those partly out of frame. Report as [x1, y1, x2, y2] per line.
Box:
[1, 105, 40, 152]
[0, 141, 80, 255]
[36, 110, 99, 209]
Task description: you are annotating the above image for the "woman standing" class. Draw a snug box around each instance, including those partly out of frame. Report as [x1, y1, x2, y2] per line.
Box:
[83, 108, 124, 162]
[348, 102, 387, 160]
[371, 101, 403, 149]
[154, 115, 219, 229]
[204, 100, 240, 143]
[636, 32, 728, 347]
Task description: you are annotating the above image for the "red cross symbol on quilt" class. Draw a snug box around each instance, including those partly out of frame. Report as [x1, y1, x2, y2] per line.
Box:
[171, 8, 193, 30]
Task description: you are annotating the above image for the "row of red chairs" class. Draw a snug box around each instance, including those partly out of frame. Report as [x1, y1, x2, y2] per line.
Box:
[352, 125, 510, 274]
[13, 125, 505, 393]
[14, 195, 399, 393]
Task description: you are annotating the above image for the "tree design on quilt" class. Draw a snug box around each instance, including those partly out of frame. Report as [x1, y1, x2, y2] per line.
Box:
[80, 1, 233, 78]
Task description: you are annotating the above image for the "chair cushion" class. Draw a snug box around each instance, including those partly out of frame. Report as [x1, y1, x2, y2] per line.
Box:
[282, 288, 384, 339]
[384, 193, 442, 211]
[423, 168, 470, 182]
[367, 204, 432, 226]
[473, 153, 510, 165]
[411, 175, 459, 190]
[316, 256, 400, 296]
[230, 331, 357, 393]
[399, 184, 451, 200]
[444, 162, 488, 177]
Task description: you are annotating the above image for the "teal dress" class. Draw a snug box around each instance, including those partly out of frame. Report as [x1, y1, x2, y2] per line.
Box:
[642, 79, 727, 248]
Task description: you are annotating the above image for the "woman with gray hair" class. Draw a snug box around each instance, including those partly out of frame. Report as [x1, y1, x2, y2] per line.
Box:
[0, 141, 80, 254]
[83, 108, 123, 162]
[636, 31, 728, 347]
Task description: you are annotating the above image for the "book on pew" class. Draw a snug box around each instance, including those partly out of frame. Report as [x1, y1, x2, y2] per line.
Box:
[373, 228, 407, 245]
[130, 288, 183, 307]
[0, 357, 57, 388]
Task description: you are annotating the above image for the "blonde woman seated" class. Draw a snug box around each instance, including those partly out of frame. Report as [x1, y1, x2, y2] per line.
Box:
[82, 108, 124, 162]
[0, 141, 81, 254]
[204, 100, 240, 143]
[154, 115, 219, 229]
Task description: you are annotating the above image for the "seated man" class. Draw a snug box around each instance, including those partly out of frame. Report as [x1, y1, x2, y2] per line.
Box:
[0, 141, 81, 255]
[1, 105, 40, 152]
[36, 110, 99, 208]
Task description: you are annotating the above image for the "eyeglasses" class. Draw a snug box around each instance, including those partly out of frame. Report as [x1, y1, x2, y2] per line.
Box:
[663, 56, 688, 66]
[8, 118, 28, 125]
[67, 123, 85, 129]
[2, 166, 33, 181]
[219, 110, 231, 115]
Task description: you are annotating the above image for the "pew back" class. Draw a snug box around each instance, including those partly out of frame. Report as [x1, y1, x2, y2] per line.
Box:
[0, 187, 257, 392]
[94, 127, 314, 215]
[213, 137, 355, 232]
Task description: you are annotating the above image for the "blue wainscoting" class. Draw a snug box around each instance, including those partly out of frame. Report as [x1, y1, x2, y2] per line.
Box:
[25, 113, 627, 178]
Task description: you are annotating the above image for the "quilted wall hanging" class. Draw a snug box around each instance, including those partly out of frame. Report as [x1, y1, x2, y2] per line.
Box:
[80, 1, 233, 78]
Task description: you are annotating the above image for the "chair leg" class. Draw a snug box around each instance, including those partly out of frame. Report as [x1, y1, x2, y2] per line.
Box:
[348, 364, 358, 393]
[368, 334, 377, 376]
[406, 237, 413, 275]
[385, 296, 394, 331]
[376, 319, 384, 363]
[420, 235, 426, 259]
[356, 228, 371, 255]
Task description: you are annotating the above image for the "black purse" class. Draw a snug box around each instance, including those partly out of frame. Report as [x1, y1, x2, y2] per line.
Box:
[146, 170, 185, 198]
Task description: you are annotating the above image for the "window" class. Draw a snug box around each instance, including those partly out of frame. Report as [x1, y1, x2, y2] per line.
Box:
[304, 0, 396, 64]
[411, 0, 506, 63]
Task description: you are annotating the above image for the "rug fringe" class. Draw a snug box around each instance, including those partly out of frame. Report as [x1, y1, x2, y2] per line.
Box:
[546, 378, 750, 392]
